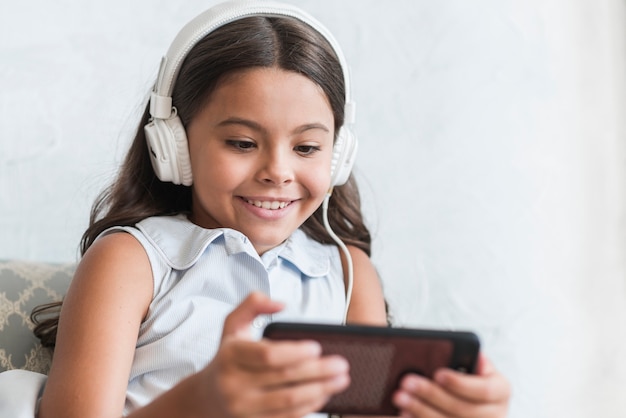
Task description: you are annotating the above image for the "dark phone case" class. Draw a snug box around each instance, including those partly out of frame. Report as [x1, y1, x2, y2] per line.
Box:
[263, 322, 480, 416]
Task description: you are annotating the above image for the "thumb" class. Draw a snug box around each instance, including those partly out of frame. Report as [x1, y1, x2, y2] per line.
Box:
[222, 292, 284, 341]
[475, 352, 494, 376]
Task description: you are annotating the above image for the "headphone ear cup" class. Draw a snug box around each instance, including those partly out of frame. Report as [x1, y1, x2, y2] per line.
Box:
[144, 116, 193, 186]
[168, 117, 193, 185]
[330, 127, 358, 187]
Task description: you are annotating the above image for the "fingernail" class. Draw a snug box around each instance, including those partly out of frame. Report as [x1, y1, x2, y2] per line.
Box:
[434, 369, 449, 385]
[403, 374, 425, 392]
[331, 356, 350, 372]
[335, 372, 350, 388]
[304, 341, 322, 356]
[394, 391, 411, 407]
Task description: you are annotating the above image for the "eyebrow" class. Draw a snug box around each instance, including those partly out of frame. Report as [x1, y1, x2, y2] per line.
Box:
[217, 117, 330, 135]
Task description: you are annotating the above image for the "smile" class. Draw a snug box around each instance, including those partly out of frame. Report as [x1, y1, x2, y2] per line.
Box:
[245, 199, 292, 210]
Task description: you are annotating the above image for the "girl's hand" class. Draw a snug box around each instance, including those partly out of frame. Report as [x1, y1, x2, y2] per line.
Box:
[392, 353, 510, 418]
[198, 292, 351, 418]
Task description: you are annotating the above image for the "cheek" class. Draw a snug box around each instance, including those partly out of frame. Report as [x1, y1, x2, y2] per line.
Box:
[304, 162, 333, 195]
[190, 157, 220, 186]
[190, 150, 243, 187]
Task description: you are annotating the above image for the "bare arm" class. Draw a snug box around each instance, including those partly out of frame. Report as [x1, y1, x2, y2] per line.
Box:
[39, 232, 154, 418]
[341, 245, 387, 326]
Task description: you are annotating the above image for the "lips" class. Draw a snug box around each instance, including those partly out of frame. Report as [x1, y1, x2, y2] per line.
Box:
[244, 198, 292, 210]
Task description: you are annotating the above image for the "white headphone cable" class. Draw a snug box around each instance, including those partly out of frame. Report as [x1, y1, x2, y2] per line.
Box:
[322, 191, 353, 325]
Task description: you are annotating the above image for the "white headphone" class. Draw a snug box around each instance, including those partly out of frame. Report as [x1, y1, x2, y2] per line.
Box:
[144, 0, 358, 189]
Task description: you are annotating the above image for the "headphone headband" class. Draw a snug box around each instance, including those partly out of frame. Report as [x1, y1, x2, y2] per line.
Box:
[150, 0, 355, 124]
[145, 0, 358, 188]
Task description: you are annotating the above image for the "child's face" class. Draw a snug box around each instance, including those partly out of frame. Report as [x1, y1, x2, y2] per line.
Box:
[186, 67, 335, 255]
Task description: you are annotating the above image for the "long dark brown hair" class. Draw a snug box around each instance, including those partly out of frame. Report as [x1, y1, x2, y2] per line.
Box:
[32, 16, 373, 347]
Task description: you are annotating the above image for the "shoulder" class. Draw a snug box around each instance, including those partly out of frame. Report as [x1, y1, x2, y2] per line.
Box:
[77, 231, 153, 308]
[63, 231, 154, 356]
[84, 230, 151, 273]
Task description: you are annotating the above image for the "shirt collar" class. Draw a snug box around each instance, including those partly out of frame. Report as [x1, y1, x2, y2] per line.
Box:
[137, 215, 332, 277]
[224, 227, 331, 277]
[277, 229, 331, 278]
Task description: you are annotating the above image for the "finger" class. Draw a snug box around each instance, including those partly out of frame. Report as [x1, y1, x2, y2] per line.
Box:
[475, 352, 495, 375]
[398, 374, 470, 417]
[228, 338, 323, 370]
[208, 342, 347, 418]
[250, 370, 350, 416]
[397, 373, 507, 418]
[260, 354, 349, 388]
[433, 355, 511, 403]
[395, 386, 506, 418]
[221, 292, 284, 340]
[393, 389, 448, 418]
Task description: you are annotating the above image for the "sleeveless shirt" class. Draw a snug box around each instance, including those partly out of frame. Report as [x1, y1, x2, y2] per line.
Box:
[102, 215, 346, 415]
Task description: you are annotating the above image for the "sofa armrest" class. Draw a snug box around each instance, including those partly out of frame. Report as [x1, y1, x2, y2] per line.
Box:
[0, 260, 74, 374]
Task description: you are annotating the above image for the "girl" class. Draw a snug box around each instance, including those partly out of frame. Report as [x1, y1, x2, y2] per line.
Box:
[32, 1, 511, 417]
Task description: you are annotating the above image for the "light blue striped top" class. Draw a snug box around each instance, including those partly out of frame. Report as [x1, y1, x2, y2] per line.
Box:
[104, 215, 346, 416]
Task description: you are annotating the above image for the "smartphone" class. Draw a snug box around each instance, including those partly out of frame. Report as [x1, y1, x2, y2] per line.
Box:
[263, 322, 480, 416]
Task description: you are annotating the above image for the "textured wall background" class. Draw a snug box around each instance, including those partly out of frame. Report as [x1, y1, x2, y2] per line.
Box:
[1, 1, 625, 417]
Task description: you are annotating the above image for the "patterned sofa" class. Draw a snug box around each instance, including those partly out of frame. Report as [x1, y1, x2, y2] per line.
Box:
[0, 260, 74, 374]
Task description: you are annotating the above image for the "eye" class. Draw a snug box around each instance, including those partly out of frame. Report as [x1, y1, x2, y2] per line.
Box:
[226, 139, 256, 151]
[294, 145, 322, 156]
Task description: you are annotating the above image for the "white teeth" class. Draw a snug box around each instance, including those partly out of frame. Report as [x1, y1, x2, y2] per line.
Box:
[246, 199, 289, 210]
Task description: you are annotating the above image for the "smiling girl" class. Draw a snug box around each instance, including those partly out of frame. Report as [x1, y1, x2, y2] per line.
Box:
[185, 68, 337, 254]
[24, 1, 511, 417]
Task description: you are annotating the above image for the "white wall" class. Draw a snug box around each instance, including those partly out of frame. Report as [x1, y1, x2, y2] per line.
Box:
[1, 1, 625, 417]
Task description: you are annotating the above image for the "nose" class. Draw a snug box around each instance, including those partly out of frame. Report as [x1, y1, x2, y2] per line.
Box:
[256, 148, 294, 185]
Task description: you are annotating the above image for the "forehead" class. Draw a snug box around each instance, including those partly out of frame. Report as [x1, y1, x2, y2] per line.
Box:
[203, 67, 333, 120]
